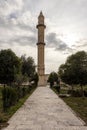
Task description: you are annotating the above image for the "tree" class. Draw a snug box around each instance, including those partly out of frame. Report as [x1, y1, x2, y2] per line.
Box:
[48, 72, 59, 87]
[15, 73, 28, 87]
[58, 51, 87, 97]
[0, 49, 21, 86]
[21, 55, 35, 80]
[32, 72, 39, 86]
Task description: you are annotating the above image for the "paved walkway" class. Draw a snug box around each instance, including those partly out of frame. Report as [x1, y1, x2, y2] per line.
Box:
[3, 86, 87, 130]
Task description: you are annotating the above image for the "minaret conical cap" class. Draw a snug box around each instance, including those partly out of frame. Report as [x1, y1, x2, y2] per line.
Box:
[39, 11, 44, 17]
[40, 11, 43, 15]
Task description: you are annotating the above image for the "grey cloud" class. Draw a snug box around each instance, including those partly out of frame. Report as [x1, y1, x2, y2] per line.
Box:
[10, 35, 36, 46]
[0, 40, 11, 45]
[1, 0, 86, 48]
[0, 35, 36, 47]
[0, 15, 16, 28]
[0, 16, 36, 34]
[46, 33, 58, 46]
[73, 39, 87, 48]
[56, 43, 68, 51]
[0, 6, 36, 47]
[8, 12, 19, 19]
[17, 23, 36, 33]
[78, 39, 87, 47]
[46, 32, 72, 52]
[0, 8, 36, 34]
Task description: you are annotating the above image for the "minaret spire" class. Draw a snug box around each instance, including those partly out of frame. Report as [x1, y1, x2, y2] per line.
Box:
[36, 12, 46, 86]
[40, 11, 43, 15]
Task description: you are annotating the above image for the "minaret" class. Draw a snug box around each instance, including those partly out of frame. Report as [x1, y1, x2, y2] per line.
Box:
[36, 11, 46, 86]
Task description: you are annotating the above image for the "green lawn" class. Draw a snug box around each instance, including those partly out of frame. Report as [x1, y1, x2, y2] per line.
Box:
[52, 87, 67, 95]
[52, 86, 87, 125]
[62, 97, 87, 125]
[0, 86, 36, 129]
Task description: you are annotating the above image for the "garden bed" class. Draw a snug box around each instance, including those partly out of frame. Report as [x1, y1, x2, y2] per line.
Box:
[0, 86, 36, 129]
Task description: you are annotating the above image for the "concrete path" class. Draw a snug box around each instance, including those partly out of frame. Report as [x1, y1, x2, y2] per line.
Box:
[2, 86, 87, 130]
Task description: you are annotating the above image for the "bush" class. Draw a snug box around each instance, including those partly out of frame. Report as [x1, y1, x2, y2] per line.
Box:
[84, 91, 87, 97]
[68, 90, 83, 97]
[16, 86, 29, 99]
[22, 87, 29, 97]
[16, 87, 23, 100]
[0, 113, 7, 123]
[54, 85, 60, 93]
[2, 87, 18, 111]
[1, 84, 37, 111]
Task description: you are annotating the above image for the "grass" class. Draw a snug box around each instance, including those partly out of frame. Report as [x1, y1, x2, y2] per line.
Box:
[52, 87, 67, 95]
[73, 85, 87, 91]
[63, 97, 87, 125]
[0, 86, 36, 129]
[60, 89, 68, 94]
[52, 86, 87, 125]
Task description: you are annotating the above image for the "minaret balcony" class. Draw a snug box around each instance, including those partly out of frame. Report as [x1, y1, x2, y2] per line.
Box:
[36, 24, 46, 28]
[37, 42, 45, 45]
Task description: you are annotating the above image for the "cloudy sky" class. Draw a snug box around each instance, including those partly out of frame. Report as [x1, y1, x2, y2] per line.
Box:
[0, 0, 87, 73]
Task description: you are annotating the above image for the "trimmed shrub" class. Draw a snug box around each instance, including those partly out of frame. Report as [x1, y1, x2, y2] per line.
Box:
[1, 84, 37, 111]
[54, 85, 60, 93]
[2, 87, 18, 111]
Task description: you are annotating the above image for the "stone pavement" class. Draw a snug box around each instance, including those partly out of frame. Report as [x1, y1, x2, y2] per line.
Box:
[2, 86, 87, 130]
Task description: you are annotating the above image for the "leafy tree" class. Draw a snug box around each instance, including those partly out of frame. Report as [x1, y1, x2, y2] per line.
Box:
[15, 73, 28, 87]
[33, 72, 39, 86]
[21, 55, 35, 79]
[59, 51, 87, 97]
[0, 49, 21, 86]
[48, 72, 59, 87]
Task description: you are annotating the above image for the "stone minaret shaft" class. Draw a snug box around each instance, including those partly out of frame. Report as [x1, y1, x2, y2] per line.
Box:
[36, 11, 46, 86]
